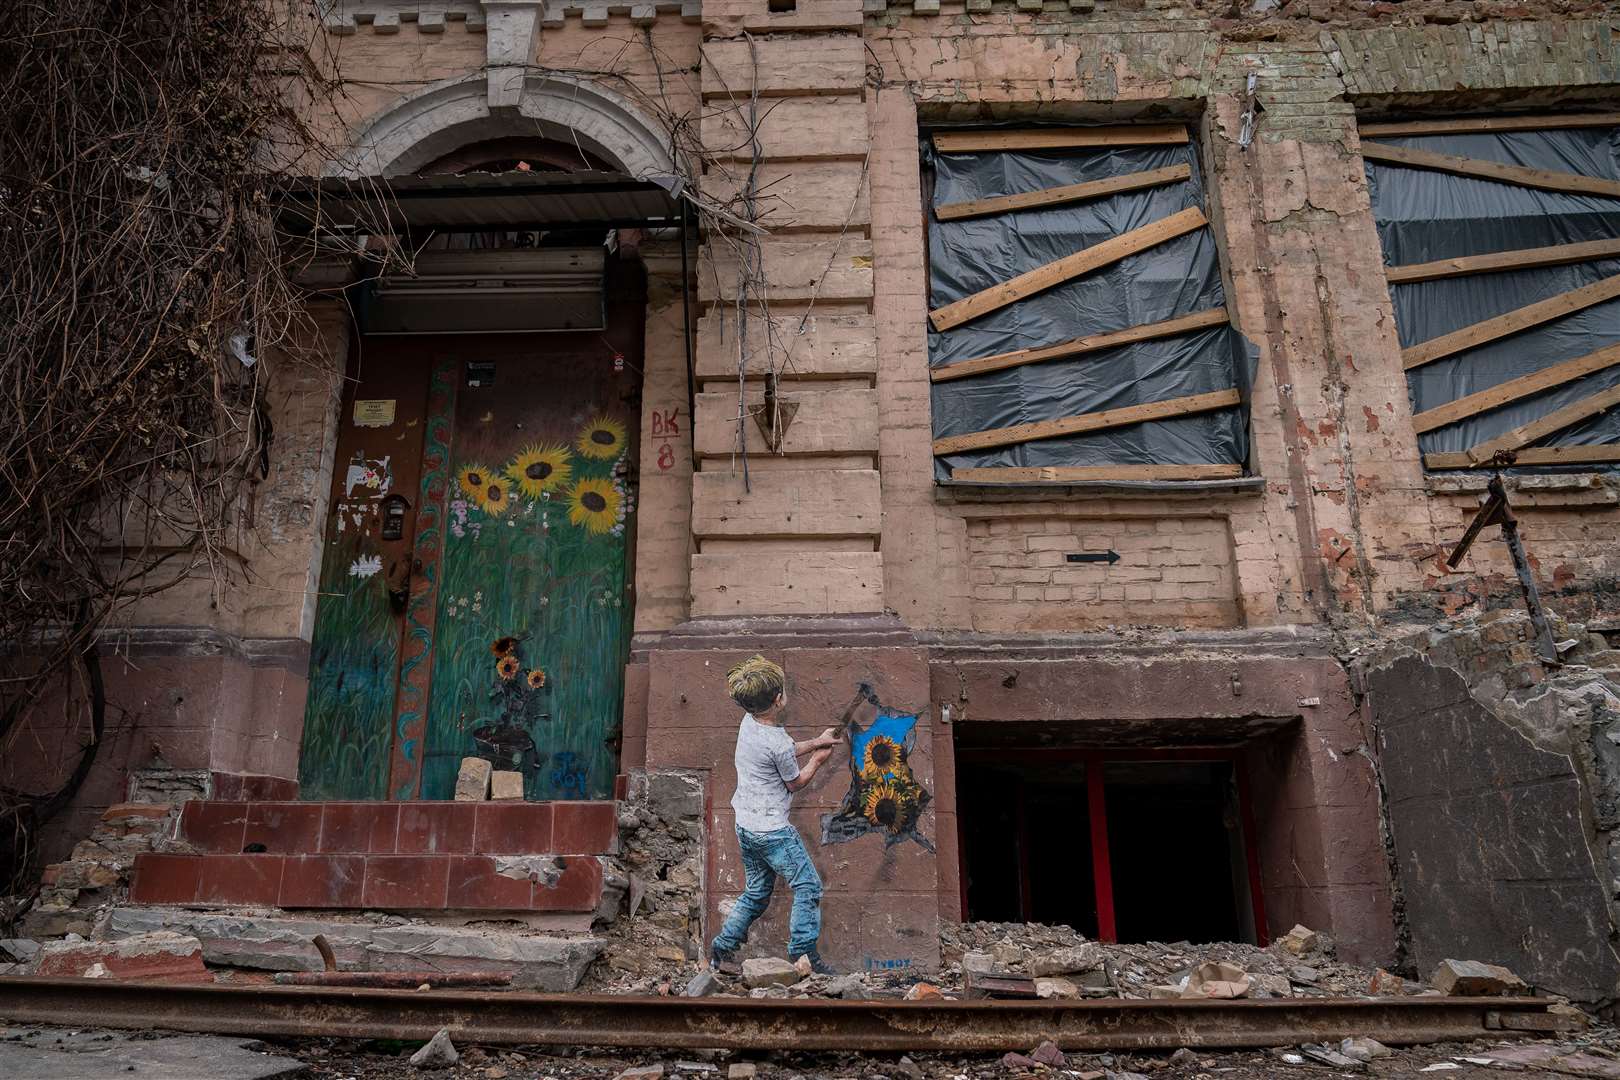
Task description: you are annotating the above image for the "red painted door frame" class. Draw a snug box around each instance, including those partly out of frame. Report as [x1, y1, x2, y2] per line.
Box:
[953, 746, 1268, 946]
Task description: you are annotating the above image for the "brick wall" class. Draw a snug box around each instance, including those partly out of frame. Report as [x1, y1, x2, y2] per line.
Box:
[966, 516, 1240, 630]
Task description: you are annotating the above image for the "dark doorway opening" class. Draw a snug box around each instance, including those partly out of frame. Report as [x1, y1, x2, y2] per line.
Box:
[956, 743, 1262, 946]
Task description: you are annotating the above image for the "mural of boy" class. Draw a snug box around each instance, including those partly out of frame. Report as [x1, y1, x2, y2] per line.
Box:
[710, 655, 843, 975]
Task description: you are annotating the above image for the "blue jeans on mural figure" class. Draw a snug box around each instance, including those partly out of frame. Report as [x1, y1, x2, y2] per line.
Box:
[711, 825, 823, 961]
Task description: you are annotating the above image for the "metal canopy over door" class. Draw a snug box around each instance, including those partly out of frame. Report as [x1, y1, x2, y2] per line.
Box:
[298, 257, 644, 802]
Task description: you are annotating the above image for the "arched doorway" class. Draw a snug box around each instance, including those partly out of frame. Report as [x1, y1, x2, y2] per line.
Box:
[297, 92, 677, 801]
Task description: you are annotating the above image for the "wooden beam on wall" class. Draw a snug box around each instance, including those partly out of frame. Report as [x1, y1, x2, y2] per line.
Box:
[930, 308, 1229, 383]
[1385, 237, 1620, 284]
[934, 164, 1192, 222]
[1410, 343, 1620, 435]
[1402, 272, 1620, 371]
[932, 125, 1189, 154]
[931, 387, 1242, 456]
[1461, 383, 1620, 463]
[928, 206, 1208, 332]
[1360, 113, 1620, 137]
[1360, 141, 1620, 200]
[1425, 444, 1620, 469]
[950, 463, 1243, 483]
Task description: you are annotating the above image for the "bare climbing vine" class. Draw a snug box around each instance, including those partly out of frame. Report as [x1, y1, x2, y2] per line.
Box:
[0, 0, 394, 904]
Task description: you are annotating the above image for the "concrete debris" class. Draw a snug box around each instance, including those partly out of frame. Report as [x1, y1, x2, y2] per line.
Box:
[455, 757, 492, 801]
[1034, 976, 1080, 999]
[0, 1028, 305, 1080]
[794, 953, 813, 979]
[1182, 961, 1251, 999]
[825, 973, 870, 998]
[0, 939, 40, 964]
[727, 1065, 757, 1080]
[1340, 1036, 1393, 1061]
[683, 970, 719, 997]
[613, 1067, 664, 1080]
[904, 982, 945, 1000]
[1431, 958, 1529, 996]
[1277, 924, 1321, 956]
[490, 769, 524, 801]
[1029, 1040, 1066, 1068]
[1287, 964, 1320, 984]
[1299, 1043, 1363, 1069]
[1025, 944, 1103, 976]
[34, 930, 207, 981]
[741, 957, 801, 987]
[409, 1029, 460, 1069]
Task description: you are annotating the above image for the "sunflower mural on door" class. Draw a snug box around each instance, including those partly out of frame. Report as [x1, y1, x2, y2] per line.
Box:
[420, 385, 634, 801]
[821, 684, 934, 850]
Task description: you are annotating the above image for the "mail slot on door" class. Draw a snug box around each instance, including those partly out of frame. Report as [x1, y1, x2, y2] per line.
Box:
[380, 494, 410, 541]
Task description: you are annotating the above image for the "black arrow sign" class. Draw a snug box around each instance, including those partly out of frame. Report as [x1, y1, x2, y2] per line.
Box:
[1066, 550, 1120, 565]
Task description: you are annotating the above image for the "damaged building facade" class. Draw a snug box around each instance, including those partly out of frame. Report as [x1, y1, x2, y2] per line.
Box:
[12, 0, 1620, 1007]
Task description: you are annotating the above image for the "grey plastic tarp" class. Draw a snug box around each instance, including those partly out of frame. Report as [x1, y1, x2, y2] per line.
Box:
[1365, 128, 1620, 462]
[926, 141, 1254, 481]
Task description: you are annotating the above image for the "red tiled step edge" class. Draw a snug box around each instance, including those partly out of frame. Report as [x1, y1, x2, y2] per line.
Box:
[177, 800, 617, 857]
[130, 852, 604, 912]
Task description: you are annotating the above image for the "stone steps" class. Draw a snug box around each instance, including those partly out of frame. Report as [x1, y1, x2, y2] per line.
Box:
[104, 908, 604, 991]
[129, 798, 622, 913]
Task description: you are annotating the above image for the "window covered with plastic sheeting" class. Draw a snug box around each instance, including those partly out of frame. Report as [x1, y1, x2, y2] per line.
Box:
[1361, 115, 1620, 472]
[923, 125, 1255, 486]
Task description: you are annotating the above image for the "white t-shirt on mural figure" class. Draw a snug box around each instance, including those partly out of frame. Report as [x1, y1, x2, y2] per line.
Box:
[730, 713, 801, 833]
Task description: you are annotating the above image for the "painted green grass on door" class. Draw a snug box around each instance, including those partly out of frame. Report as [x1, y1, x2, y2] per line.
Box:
[300, 527, 398, 800]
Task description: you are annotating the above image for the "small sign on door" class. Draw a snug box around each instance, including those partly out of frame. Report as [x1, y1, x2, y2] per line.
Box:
[354, 399, 396, 427]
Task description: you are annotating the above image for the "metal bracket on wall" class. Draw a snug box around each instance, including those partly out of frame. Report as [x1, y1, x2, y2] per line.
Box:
[1446, 472, 1560, 664]
[750, 371, 798, 452]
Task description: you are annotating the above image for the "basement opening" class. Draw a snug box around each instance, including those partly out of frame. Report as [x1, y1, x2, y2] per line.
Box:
[956, 742, 1263, 946]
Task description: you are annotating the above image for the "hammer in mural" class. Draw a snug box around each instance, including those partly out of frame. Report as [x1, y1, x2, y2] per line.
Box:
[821, 682, 934, 852]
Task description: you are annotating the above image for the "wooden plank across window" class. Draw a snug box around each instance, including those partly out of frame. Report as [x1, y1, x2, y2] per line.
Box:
[1360, 141, 1620, 200]
[1385, 238, 1620, 285]
[1410, 343, 1620, 434]
[931, 387, 1242, 456]
[934, 164, 1192, 222]
[928, 206, 1207, 332]
[1360, 113, 1620, 138]
[933, 125, 1188, 154]
[950, 463, 1243, 483]
[1402, 272, 1620, 371]
[1425, 444, 1620, 470]
[930, 308, 1229, 383]
[1459, 383, 1620, 464]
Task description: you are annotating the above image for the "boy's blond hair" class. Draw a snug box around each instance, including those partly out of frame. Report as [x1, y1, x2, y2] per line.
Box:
[726, 655, 785, 713]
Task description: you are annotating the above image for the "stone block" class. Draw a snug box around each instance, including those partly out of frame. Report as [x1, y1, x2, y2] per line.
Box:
[368, 926, 604, 992]
[35, 931, 207, 981]
[700, 237, 873, 305]
[455, 758, 492, 801]
[489, 770, 524, 801]
[692, 469, 881, 539]
[703, 161, 869, 233]
[690, 551, 883, 615]
[695, 312, 877, 384]
[694, 388, 878, 458]
[702, 97, 869, 161]
[701, 36, 864, 99]
[1431, 958, 1529, 996]
[742, 956, 801, 987]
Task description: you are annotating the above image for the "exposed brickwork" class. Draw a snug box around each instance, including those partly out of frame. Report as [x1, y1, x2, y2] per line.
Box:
[965, 516, 1239, 629]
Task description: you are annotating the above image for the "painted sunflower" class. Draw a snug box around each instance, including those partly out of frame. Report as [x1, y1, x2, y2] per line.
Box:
[575, 415, 627, 460]
[457, 464, 493, 501]
[506, 443, 573, 498]
[567, 476, 623, 535]
[862, 780, 909, 832]
[496, 655, 521, 681]
[862, 735, 905, 779]
[526, 668, 547, 690]
[490, 636, 518, 658]
[480, 478, 512, 516]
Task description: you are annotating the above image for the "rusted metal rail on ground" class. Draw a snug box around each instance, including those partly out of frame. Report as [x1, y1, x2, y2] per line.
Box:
[0, 977, 1560, 1052]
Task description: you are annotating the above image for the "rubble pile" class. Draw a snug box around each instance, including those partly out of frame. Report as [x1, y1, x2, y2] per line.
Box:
[586, 769, 708, 987]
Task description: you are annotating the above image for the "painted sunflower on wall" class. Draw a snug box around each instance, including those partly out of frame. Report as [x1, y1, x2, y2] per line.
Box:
[575, 415, 627, 460]
[457, 464, 494, 501]
[479, 478, 511, 515]
[507, 443, 572, 498]
[821, 684, 933, 851]
[567, 476, 624, 535]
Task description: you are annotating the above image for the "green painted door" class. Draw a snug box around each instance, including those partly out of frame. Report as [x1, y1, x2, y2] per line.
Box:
[417, 338, 635, 801]
[300, 283, 641, 802]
